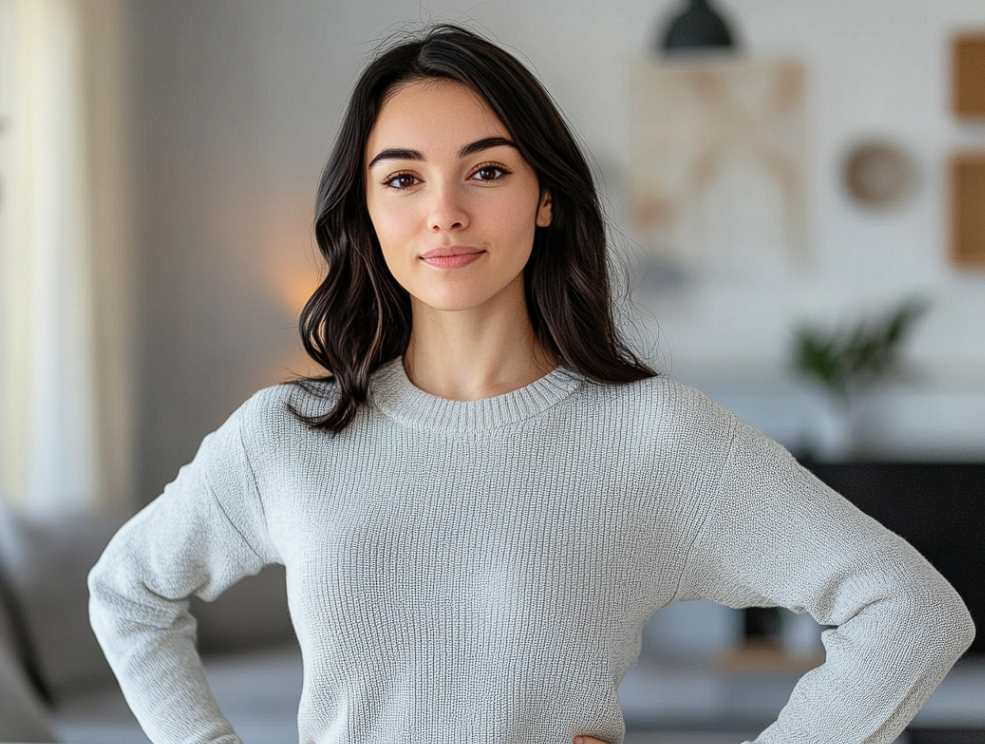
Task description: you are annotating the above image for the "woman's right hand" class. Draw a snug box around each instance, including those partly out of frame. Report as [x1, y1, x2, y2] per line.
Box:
[573, 737, 609, 744]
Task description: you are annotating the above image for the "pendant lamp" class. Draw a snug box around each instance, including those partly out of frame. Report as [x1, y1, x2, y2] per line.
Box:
[659, 0, 738, 53]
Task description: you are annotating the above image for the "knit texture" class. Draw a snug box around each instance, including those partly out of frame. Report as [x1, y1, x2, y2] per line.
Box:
[88, 361, 975, 744]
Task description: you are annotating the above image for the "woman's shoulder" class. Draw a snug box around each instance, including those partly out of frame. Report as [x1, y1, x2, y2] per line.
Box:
[221, 378, 340, 442]
[264, 376, 339, 417]
[568, 372, 739, 455]
[581, 372, 735, 424]
[560, 372, 741, 477]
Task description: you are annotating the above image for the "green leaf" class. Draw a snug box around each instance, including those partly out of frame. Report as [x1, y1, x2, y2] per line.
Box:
[791, 296, 928, 404]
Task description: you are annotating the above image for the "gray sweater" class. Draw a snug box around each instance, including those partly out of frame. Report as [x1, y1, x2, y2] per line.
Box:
[89, 361, 975, 744]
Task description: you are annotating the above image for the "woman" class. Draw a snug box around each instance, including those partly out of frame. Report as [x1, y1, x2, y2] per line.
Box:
[89, 24, 973, 744]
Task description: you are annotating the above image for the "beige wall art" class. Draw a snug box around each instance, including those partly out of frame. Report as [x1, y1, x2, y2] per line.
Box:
[629, 56, 809, 275]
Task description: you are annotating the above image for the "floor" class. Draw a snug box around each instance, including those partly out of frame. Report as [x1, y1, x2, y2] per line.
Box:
[622, 733, 933, 744]
[619, 655, 985, 734]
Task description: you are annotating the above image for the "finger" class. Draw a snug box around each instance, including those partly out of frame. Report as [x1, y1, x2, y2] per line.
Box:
[573, 737, 609, 744]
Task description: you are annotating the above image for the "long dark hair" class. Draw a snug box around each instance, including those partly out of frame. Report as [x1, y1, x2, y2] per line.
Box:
[295, 24, 655, 432]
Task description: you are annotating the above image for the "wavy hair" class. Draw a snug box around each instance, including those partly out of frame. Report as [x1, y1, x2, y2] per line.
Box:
[294, 24, 655, 432]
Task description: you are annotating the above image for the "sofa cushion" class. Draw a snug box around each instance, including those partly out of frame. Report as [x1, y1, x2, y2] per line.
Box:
[0, 630, 56, 742]
[0, 508, 57, 741]
[191, 564, 295, 654]
[4, 510, 124, 697]
[4, 505, 295, 707]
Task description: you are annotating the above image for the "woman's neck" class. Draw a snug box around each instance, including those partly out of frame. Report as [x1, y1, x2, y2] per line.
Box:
[402, 296, 555, 401]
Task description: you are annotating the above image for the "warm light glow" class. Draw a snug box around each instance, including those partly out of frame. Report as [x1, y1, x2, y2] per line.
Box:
[258, 232, 330, 386]
[267, 255, 322, 318]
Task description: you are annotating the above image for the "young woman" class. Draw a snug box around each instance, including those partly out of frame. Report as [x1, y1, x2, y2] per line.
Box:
[89, 24, 974, 744]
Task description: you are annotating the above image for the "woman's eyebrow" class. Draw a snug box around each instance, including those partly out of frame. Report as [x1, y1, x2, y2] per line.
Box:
[367, 147, 423, 169]
[458, 136, 517, 157]
[367, 137, 517, 170]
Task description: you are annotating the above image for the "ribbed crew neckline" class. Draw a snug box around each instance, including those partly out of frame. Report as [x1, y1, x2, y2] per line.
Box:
[370, 358, 583, 432]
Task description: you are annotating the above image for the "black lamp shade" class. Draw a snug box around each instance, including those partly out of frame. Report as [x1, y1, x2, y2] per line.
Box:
[660, 0, 737, 53]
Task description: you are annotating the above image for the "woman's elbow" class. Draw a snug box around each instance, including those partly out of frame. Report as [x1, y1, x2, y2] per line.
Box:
[946, 596, 976, 659]
[915, 579, 976, 665]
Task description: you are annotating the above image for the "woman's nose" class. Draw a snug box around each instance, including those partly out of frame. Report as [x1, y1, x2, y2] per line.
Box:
[427, 182, 469, 232]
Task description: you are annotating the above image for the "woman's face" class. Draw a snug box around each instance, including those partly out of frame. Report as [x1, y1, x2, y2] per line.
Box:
[364, 78, 551, 316]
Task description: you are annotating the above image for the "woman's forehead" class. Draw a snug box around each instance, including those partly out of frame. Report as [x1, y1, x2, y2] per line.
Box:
[366, 79, 509, 161]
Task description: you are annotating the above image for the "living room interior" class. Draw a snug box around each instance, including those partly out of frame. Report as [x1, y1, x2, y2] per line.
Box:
[0, 0, 983, 742]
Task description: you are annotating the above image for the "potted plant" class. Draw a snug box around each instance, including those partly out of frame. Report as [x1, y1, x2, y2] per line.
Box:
[792, 296, 928, 457]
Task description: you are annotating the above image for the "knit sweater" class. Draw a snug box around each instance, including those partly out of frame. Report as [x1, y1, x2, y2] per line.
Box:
[88, 360, 975, 744]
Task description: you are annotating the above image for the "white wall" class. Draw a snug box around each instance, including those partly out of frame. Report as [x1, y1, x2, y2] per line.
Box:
[129, 0, 985, 497]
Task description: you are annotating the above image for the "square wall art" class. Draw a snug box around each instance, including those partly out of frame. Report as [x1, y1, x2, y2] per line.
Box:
[629, 57, 808, 274]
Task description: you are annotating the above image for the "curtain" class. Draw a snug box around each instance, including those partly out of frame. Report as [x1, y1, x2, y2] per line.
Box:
[0, 0, 133, 516]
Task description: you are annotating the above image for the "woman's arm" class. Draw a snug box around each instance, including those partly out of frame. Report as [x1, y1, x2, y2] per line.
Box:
[89, 401, 277, 744]
[674, 416, 975, 743]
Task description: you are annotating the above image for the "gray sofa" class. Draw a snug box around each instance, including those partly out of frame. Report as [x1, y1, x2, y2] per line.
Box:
[0, 507, 303, 744]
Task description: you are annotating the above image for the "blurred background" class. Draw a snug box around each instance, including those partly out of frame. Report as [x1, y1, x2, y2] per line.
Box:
[0, 1, 983, 742]
[6, 0, 985, 516]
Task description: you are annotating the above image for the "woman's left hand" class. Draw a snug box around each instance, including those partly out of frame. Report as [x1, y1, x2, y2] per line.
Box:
[573, 737, 608, 744]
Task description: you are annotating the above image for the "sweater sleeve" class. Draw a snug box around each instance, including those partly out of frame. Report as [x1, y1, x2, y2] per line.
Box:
[88, 397, 280, 744]
[674, 415, 976, 744]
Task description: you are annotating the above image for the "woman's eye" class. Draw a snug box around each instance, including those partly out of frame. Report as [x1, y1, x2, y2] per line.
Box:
[384, 173, 420, 190]
[472, 165, 507, 182]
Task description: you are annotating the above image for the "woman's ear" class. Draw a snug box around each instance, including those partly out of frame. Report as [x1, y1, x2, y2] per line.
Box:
[536, 190, 552, 227]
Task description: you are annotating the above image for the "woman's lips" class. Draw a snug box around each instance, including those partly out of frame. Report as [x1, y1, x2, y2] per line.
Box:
[420, 246, 484, 269]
